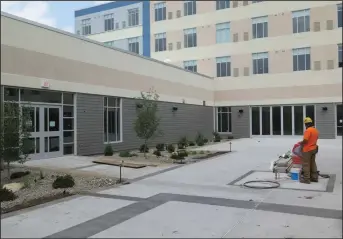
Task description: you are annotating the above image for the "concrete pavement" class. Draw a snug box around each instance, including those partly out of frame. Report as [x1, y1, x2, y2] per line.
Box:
[2, 137, 342, 238]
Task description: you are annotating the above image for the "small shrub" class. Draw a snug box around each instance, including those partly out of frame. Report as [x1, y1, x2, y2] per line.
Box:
[195, 132, 205, 146]
[0, 187, 17, 202]
[156, 143, 165, 151]
[167, 144, 175, 153]
[227, 135, 234, 140]
[191, 151, 197, 155]
[119, 151, 131, 157]
[104, 144, 113, 156]
[153, 150, 162, 157]
[213, 132, 221, 142]
[178, 136, 188, 148]
[23, 177, 31, 189]
[177, 150, 188, 158]
[139, 144, 149, 153]
[130, 153, 138, 157]
[203, 138, 209, 144]
[52, 175, 75, 189]
[170, 153, 180, 160]
[189, 141, 195, 146]
[199, 151, 205, 154]
[10, 171, 30, 179]
[178, 143, 186, 149]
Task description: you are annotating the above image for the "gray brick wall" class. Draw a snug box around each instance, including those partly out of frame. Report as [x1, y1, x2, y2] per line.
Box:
[315, 103, 336, 139]
[76, 94, 214, 155]
[231, 106, 250, 138]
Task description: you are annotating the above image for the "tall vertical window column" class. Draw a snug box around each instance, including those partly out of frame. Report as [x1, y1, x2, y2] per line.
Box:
[293, 47, 311, 71]
[154, 2, 166, 21]
[81, 18, 91, 35]
[216, 0, 230, 10]
[104, 97, 121, 143]
[104, 13, 114, 31]
[184, 60, 197, 72]
[217, 107, 232, 133]
[252, 16, 268, 39]
[216, 56, 231, 77]
[155, 32, 167, 52]
[184, 0, 196, 16]
[216, 22, 230, 43]
[128, 37, 140, 54]
[128, 8, 139, 26]
[184, 28, 197, 48]
[292, 9, 310, 33]
[252, 52, 269, 74]
[339, 44, 342, 67]
[62, 93, 75, 155]
[338, 4, 342, 28]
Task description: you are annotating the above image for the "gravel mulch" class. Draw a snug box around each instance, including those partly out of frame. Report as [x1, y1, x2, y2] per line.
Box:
[1, 168, 119, 213]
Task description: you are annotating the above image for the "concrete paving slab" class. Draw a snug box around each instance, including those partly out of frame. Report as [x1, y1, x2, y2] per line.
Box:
[90, 201, 250, 238]
[79, 164, 175, 180]
[1, 196, 133, 238]
[233, 171, 330, 192]
[224, 209, 342, 238]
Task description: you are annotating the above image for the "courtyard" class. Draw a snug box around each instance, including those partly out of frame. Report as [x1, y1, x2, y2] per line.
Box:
[1, 137, 342, 238]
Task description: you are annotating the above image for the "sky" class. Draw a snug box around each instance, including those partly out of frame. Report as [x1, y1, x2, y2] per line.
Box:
[0, 1, 114, 33]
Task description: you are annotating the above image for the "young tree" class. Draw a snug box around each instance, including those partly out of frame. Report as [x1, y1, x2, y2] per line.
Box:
[133, 88, 162, 158]
[0, 101, 33, 176]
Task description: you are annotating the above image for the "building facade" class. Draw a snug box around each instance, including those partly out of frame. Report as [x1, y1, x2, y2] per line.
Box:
[76, 0, 342, 139]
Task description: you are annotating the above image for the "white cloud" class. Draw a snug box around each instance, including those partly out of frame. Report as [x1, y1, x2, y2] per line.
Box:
[93, 1, 114, 5]
[1, 1, 56, 27]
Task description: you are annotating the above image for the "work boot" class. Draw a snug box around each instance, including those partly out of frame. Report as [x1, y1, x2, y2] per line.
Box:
[300, 178, 311, 184]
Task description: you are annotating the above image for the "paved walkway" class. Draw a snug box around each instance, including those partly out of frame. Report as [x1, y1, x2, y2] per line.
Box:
[2, 138, 342, 238]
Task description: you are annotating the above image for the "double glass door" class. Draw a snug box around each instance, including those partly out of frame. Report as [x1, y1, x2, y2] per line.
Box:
[24, 105, 63, 160]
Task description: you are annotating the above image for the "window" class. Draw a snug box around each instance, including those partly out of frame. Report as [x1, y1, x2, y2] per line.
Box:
[184, 28, 197, 48]
[252, 52, 268, 74]
[184, 60, 197, 72]
[155, 33, 167, 52]
[184, 0, 196, 16]
[338, 4, 342, 28]
[216, 0, 230, 10]
[104, 97, 121, 143]
[217, 107, 232, 133]
[339, 44, 342, 67]
[128, 8, 139, 26]
[128, 37, 139, 54]
[252, 16, 268, 39]
[81, 18, 91, 35]
[104, 14, 114, 31]
[216, 56, 231, 77]
[292, 9, 310, 33]
[154, 2, 166, 21]
[216, 22, 230, 43]
[116, 22, 119, 29]
[104, 41, 114, 47]
[293, 47, 311, 71]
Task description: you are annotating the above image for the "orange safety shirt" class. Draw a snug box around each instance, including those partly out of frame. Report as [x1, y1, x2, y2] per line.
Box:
[303, 126, 319, 152]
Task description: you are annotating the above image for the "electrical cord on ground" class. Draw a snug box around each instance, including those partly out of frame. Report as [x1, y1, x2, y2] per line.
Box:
[243, 180, 280, 189]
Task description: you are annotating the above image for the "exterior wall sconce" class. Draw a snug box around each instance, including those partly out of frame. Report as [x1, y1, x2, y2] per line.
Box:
[238, 109, 244, 114]
[322, 107, 328, 111]
[172, 106, 178, 112]
[136, 103, 143, 108]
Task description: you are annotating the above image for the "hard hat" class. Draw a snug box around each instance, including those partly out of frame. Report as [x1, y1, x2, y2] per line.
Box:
[304, 117, 313, 124]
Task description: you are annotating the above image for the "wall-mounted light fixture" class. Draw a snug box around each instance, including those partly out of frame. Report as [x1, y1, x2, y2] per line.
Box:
[322, 107, 328, 111]
[172, 106, 178, 112]
[136, 103, 143, 108]
[238, 109, 244, 114]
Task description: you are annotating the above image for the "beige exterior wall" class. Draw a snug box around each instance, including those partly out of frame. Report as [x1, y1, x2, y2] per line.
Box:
[1, 13, 214, 106]
[150, 1, 342, 106]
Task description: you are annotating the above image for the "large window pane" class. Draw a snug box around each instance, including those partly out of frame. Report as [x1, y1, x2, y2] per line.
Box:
[305, 105, 315, 125]
[337, 104, 343, 136]
[4, 87, 19, 101]
[262, 107, 270, 135]
[272, 106, 281, 135]
[20, 89, 62, 103]
[294, 106, 304, 135]
[283, 106, 292, 135]
[252, 107, 260, 135]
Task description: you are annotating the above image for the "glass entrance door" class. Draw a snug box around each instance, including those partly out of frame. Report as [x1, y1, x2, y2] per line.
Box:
[337, 104, 342, 136]
[24, 105, 62, 160]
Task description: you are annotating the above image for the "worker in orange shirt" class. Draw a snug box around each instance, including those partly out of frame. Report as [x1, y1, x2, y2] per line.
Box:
[300, 117, 319, 184]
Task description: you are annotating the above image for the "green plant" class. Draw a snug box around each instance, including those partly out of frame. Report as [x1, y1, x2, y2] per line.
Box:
[213, 132, 221, 142]
[0, 187, 17, 202]
[10, 171, 30, 179]
[104, 144, 113, 156]
[0, 102, 33, 175]
[177, 150, 188, 158]
[167, 144, 175, 153]
[195, 132, 205, 146]
[119, 151, 131, 157]
[191, 151, 197, 155]
[199, 151, 205, 154]
[178, 143, 186, 149]
[170, 153, 180, 160]
[133, 88, 163, 158]
[153, 150, 162, 157]
[227, 135, 234, 140]
[203, 138, 209, 143]
[188, 141, 195, 146]
[52, 175, 75, 189]
[156, 143, 165, 151]
[178, 136, 188, 149]
[23, 176, 31, 189]
[139, 144, 149, 153]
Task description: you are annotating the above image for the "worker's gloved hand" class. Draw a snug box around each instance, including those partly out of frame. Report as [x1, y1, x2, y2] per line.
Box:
[315, 145, 319, 154]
